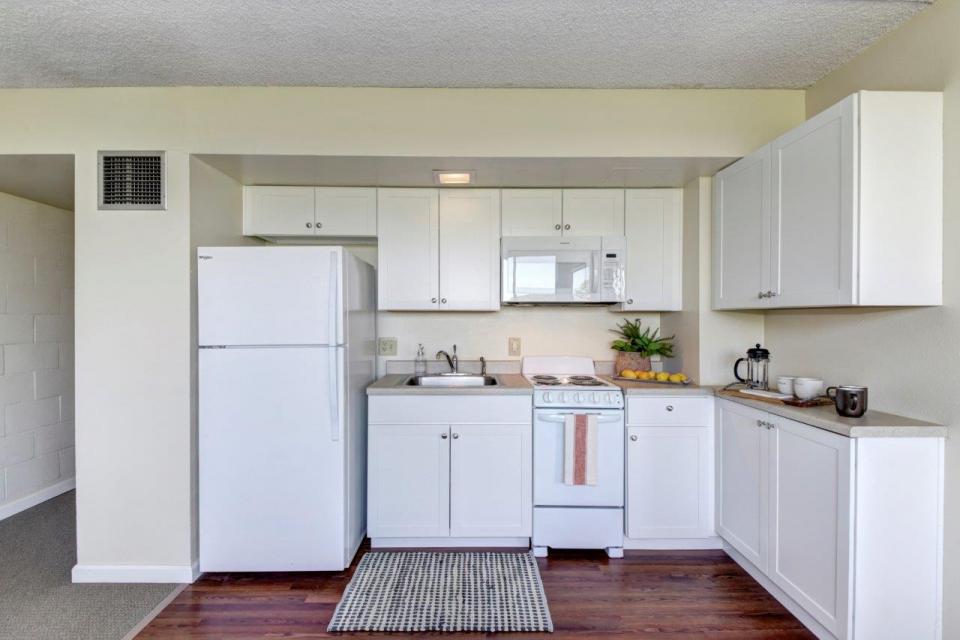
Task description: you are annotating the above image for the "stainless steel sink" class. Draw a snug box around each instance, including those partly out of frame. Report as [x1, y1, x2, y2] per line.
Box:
[406, 374, 498, 387]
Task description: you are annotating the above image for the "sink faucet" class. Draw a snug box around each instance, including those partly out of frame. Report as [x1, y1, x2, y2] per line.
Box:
[436, 345, 458, 373]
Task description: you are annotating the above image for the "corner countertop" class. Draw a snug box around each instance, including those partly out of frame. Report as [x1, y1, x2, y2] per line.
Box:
[603, 376, 715, 397]
[715, 389, 947, 438]
[367, 374, 533, 396]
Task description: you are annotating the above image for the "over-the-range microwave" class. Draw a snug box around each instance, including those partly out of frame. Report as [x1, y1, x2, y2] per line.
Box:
[501, 236, 626, 305]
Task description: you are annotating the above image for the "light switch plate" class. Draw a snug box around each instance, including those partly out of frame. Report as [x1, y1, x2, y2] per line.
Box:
[378, 337, 398, 356]
[508, 337, 522, 357]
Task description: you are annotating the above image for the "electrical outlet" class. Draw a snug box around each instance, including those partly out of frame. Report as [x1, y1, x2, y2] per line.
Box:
[378, 337, 398, 356]
[508, 337, 522, 357]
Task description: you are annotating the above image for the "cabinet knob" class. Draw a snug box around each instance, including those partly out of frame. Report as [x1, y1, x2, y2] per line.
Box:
[757, 291, 765, 299]
[431, 297, 438, 303]
[441, 433, 448, 439]
[626, 299, 634, 305]
[305, 222, 313, 229]
[554, 224, 562, 230]
[630, 434, 638, 442]
[452, 433, 460, 439]
[316, 222, 323, 229]
[564, 224, 571, 230]
[768, 290, 778, 297]
[441, 298, 447, 304]
[757, 419, 764, 427]
[666, 405, 674, 412]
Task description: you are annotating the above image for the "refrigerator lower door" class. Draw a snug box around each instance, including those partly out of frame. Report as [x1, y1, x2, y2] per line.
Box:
[200, 346, 346, 571]
[197, 246, 343, 347]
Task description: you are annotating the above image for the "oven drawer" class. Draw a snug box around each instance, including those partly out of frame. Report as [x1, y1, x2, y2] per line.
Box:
[533, 411, 624, 507]
[626, 397, 712, 426]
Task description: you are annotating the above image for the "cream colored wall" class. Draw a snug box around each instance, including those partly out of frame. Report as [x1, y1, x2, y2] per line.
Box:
[0, 86, 804, 574]
[765, 0, 959, 633]
[660, 177, 764, 384]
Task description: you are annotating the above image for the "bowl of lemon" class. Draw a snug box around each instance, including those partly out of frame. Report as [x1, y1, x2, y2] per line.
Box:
[615, 369, 691, 385]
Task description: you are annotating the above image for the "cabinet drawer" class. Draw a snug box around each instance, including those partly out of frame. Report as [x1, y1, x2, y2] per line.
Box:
[626, 397, 712, 426]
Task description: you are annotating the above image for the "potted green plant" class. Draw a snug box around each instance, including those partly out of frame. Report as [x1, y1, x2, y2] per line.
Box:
[610, 319, 675, 374]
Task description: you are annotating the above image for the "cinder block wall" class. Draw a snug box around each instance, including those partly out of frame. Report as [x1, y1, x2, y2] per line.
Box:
[0, 191, 74, 513]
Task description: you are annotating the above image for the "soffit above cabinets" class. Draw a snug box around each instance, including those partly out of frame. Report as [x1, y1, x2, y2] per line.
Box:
[0, 155, 74, 211]
[194, 155, 735, 189]
[0, 1, 931, 89]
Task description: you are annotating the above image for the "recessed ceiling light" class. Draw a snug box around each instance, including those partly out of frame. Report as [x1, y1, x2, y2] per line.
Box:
[433, 170, 475, 185]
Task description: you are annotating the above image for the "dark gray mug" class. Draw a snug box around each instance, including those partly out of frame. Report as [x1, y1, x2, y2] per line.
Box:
[826, 386, 868, 418]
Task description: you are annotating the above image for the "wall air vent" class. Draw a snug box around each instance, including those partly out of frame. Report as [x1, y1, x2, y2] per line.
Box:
[98, 151, 165, 210]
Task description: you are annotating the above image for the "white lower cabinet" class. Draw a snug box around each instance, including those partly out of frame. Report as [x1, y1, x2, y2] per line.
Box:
[368, 395, 532, 544]
[625, 397, 715, 545]
[716, 399, 943, 640]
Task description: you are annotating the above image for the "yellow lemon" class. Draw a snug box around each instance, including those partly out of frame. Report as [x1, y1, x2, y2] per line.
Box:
[639, 371, 654, 380]
[620, 369, 637, 379]
[668, 373, 685, 384]
[656, 371, 671, 382]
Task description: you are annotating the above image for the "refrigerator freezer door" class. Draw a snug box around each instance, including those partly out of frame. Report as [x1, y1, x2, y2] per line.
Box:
[199, 346, 346, 571]
[198, 246, 343, 347]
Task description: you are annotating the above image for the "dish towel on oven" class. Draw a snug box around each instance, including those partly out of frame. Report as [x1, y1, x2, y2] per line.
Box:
[563, 413, 598, 486]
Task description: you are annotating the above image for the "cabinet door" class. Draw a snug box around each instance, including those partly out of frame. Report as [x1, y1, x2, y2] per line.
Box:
[377, 188, 440, 310]
[626, 425, 713, 539]
[769, 417, 852, 638]
[770, 96, 856, 307]
[716, 400, 769, 571]
[561, 189, 625, 236]
[449, 424, 532, 537]
[314, 187, 377, 237]
[243, 186, 315, 236]
[623, 189, 682, 311]
[501, 189, 563, 236]
[368, 424, 450, 538]
[439, 189, 501, 310]
[712, 147, 771, 309]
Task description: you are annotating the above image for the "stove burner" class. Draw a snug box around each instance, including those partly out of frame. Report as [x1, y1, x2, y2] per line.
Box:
[567, 375, 595, 381]
[571, 378, 605, 386]
[532, 375, 560, 382]
[536, 379, 561, 385]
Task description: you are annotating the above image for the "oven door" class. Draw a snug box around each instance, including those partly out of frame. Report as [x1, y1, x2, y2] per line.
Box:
[533, 408, 624, 507]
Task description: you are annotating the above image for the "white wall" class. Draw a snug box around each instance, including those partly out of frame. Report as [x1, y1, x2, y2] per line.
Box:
[0, 86, 804, 577]
[0, 191, 74, 517]
[762, 1, 959, 634]
[660, 177, 764, 384]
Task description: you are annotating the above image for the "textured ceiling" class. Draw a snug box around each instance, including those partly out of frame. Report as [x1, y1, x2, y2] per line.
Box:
[0, 1, 931, 89]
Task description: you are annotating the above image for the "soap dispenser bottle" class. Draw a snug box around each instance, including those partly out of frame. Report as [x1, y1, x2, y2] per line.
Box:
[414, 344, 427, 376]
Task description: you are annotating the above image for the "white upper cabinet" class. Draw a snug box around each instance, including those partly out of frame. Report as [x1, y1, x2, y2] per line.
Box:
[313, 187, 377, 237]
[713, 91, 943, 309]
[501, 189, 563, 236]
[243, 186, 377, 238]
[622, 189, 682, 311]
[243, 186, 315, 236]
[377, 188, 440, 310]
[712, 147, 771, 310]
[562, 189, 625, 236]
[439, 189, 501, 311]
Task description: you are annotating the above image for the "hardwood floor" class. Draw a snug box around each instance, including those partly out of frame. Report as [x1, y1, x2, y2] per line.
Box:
[136, 546, 814, 639]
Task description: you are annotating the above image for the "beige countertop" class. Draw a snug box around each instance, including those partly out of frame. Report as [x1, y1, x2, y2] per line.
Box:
[603, 376, 715, 397]
[367, 373, 533, 396]
[716, 389, 947, 438]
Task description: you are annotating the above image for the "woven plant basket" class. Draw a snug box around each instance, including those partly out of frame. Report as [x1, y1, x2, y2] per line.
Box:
[615, 352, 651, 374]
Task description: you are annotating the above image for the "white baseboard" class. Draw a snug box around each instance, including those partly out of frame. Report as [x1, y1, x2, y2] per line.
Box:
[623, 536, 723, 550]
[0, 477, 75, 522]
[371, 537, 530, 549]
[723, 543, 834, 640]
[72, 559, 200, 584]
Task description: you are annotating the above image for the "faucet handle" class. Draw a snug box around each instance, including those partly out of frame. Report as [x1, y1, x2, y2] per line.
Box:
[453, 344, 457, 355]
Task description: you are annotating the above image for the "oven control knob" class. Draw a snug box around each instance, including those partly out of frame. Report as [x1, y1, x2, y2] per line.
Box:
[590, 393, 597, 403]
[575, 393, 584, 403]
[559, 392, 568, 404]
[543, 392, 552, 403]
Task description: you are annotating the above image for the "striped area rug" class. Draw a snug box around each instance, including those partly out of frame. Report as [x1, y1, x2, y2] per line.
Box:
[328, 551, 554, 633]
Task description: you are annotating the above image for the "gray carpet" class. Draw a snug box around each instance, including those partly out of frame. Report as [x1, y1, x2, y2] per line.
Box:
[0, 491, 176, 640]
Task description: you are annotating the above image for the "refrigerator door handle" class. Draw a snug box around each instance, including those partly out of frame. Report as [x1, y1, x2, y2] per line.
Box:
[329, 348, 341, 442]
[328, 251, 341, 345]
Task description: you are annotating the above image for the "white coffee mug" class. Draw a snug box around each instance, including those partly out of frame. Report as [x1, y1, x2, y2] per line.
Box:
[777, 376, 796, 396]
[794, 377, 824, 400]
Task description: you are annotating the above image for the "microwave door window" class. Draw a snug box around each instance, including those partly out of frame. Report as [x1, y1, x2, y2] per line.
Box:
[513, 255, 559, 298]
[561, 251, 597, 299]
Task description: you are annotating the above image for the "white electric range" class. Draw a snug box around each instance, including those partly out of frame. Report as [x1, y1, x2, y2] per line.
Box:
[522, 357, 625, 558]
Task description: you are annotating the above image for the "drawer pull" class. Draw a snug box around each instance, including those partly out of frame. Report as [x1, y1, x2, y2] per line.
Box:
[630, 434, 638, 442]
[666, 405, 674, 412]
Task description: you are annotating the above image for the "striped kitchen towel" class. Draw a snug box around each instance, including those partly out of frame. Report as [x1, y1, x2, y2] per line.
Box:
[563, 413, 598, 486]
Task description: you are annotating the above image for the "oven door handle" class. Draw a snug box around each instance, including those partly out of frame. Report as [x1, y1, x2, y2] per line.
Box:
[539, 414, 622, 424]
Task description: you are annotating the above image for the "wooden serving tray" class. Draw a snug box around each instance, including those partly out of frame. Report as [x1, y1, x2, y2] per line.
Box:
[613, 375, 694, 386]
[718, 388, 832, 408]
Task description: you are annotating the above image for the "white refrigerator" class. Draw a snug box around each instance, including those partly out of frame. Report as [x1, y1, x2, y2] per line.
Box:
[197, 246, 375, 572]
